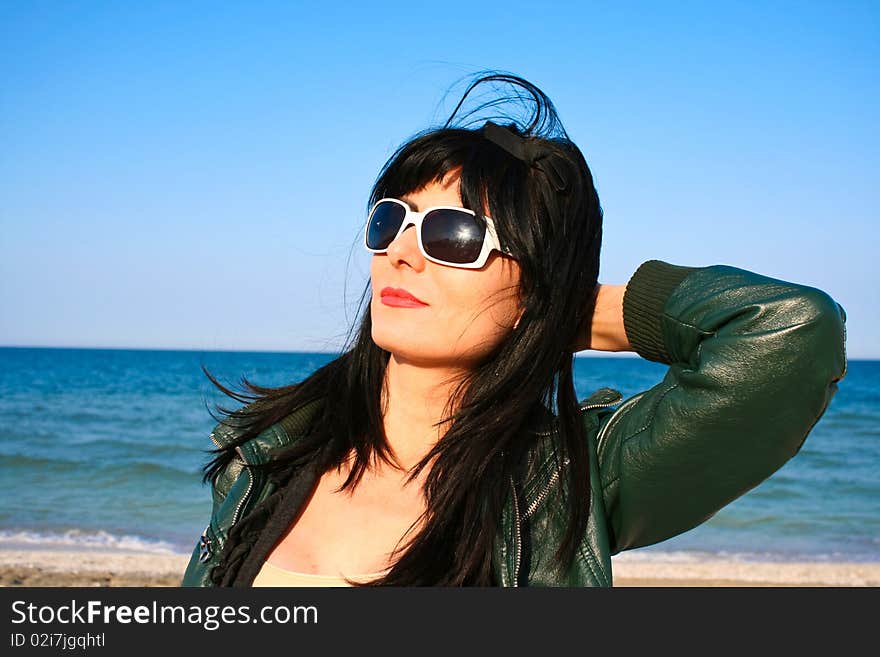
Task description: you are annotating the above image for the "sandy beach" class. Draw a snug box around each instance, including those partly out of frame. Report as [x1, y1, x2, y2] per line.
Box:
[1, 549, 878, 587]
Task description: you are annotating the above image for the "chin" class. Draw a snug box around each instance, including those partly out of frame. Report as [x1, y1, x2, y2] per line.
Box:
[371, 330, 486, 370]
[371, 327, 428, 359]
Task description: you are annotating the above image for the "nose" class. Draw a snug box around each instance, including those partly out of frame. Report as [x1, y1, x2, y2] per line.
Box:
[385, 224, 426, 271]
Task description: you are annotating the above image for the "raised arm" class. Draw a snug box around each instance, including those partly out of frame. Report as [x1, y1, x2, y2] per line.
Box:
[573, 282, 632, 353]
[590, 259, 847, 554]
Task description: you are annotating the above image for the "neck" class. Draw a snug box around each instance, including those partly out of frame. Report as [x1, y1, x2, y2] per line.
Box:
[380, 353, 469, 472]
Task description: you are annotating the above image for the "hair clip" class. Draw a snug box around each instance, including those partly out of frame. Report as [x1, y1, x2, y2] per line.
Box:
[481, 121, 570, 193]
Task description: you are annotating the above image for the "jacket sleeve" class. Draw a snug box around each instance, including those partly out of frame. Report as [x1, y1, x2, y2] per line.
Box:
[597, 259, 848, 555]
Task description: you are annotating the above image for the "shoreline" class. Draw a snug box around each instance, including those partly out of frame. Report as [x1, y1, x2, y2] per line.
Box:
[1, 549, 878, 587]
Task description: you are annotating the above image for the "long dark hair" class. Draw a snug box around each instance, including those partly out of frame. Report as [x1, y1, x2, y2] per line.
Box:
[201, 71, 604, 585]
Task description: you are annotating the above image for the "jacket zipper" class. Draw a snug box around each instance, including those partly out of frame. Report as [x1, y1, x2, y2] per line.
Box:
[508, 394, 624, 586]
[508, 476, 522, 587]
[579, 393, 623, 412]
[230, 451, 254, 526]
[594, 393, 644, 455]
[523, 457, 571, 519]
[204, 430, 255, 562]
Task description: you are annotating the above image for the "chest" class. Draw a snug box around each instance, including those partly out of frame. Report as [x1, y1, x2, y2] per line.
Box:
[262, 464, 427, 577]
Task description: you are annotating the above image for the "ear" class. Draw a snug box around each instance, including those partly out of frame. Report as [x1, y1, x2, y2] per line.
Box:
[512, 308, 525, 331]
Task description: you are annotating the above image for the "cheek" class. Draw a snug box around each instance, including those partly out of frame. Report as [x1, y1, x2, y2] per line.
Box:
[443, 270, 520, 334]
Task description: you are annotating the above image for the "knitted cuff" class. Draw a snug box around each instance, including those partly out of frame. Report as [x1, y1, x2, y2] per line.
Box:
[622, 259, 700, 364]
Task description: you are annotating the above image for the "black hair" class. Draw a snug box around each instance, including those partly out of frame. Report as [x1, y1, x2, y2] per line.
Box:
[201, 70, 604, 585]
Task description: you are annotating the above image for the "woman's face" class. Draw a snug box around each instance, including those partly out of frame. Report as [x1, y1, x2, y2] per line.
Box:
[370, 173, 522, 369]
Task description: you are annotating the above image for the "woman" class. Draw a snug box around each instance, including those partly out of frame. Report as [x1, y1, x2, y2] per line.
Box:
[181, 73, 848, 587]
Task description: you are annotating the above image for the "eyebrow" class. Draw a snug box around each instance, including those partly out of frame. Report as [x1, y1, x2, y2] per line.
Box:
[398, 196, 418, 211]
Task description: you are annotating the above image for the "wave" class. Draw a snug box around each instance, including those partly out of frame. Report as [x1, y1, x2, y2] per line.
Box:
[0, 529, 186, 555]
[0, 453, 200, 478]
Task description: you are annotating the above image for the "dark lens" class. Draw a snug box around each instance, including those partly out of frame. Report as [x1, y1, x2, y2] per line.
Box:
[422, 209, 485, 264]
[366, 201, 406, 250]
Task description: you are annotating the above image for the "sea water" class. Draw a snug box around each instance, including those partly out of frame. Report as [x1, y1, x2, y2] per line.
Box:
[0, 347, 876, 563]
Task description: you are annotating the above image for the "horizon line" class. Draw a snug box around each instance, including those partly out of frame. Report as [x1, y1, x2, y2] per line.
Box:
[1, 343, 877, 361]
[0, 343, 638, 358]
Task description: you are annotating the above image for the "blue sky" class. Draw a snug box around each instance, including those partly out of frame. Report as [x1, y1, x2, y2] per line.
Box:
[1, 1, 877, 357]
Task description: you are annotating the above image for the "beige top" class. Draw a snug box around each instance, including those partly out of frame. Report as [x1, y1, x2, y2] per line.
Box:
[251, 560, 385, 587]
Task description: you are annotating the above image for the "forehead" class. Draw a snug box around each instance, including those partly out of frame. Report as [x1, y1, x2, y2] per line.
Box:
[398, 171, 463, 211]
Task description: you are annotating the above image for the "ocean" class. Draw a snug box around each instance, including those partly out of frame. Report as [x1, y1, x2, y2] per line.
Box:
[0, 346, 876, 564]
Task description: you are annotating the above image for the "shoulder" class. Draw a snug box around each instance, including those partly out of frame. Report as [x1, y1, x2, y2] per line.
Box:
[579, 387, 624, 416]
[207, 397, 325, 496]
[520, 387, 624, 437]
[520, 387, 624, 463]
[212, 396, 325, 456]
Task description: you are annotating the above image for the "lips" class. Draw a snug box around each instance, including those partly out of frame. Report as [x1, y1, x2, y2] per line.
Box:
[380, 287, 428, 307]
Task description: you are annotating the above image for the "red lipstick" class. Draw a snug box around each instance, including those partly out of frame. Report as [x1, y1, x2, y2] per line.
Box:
[380, 287, 428, 308]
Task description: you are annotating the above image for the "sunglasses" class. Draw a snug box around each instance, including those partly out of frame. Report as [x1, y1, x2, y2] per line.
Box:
[364, 198, 512, 269]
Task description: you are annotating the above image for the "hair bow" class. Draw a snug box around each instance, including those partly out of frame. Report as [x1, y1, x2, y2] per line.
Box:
[481, 121, 570, 193]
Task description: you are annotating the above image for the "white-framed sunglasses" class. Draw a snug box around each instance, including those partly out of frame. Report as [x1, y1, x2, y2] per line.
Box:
[364, 197, 513, 269]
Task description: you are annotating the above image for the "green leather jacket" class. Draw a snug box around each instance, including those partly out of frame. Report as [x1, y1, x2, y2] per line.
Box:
[181, 259, 848, 587]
